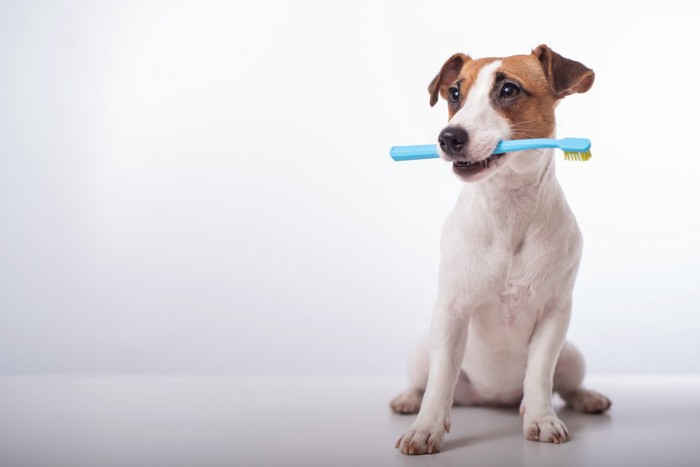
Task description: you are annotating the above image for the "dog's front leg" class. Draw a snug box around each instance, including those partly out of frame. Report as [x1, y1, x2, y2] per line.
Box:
[520, 301, 572, 443]
[396, 303, 468, 455]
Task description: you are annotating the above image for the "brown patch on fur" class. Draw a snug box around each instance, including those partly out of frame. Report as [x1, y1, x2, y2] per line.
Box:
[492, 54, 559, 139]
[534, 44, 595, 97]
[428, 53, 471, 107]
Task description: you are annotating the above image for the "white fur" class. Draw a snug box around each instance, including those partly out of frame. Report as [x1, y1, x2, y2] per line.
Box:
[447, 61, 510, 163]
[393, 62, 609, 455]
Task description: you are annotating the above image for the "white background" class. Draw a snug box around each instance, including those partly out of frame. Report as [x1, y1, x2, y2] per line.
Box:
[1, 0, 699, 375]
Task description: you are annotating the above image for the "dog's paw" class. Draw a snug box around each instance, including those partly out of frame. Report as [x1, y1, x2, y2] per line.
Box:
[395, 418, 449, 455]
[390, 389, 423, 414]
[523, 414, 570, 444]
[564, 389, 612, 414]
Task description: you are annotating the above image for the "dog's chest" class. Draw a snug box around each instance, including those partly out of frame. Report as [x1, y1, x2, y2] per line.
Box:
[499, 282, 532, 311]
[497, 247, 540, 322]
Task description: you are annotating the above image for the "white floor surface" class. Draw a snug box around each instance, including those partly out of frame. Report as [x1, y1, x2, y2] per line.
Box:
[1, 375, 699, 467]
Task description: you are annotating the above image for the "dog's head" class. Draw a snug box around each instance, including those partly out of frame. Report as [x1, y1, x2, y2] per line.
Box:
[429, 45, 594, 182]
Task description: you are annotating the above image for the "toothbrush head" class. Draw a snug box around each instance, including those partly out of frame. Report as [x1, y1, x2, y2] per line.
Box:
[563, 150, 592, 161]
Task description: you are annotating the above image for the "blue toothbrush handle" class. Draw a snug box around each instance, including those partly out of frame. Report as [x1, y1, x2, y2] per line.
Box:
[493, 138, 559, 154]
[389, 144, 439, 161]
[389, 138, 590, 161]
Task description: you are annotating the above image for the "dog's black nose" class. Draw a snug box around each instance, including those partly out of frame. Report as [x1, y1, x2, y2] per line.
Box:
[438, 126, 469, 156]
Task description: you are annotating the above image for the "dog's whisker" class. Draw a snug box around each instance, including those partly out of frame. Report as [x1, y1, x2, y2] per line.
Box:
[508, 120, 545, 128]
[508, 131, 555, 162]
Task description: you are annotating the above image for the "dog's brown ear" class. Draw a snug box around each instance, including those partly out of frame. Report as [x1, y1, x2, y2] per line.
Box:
[428, 53, 471, 107]
[533, 44, 594, 97]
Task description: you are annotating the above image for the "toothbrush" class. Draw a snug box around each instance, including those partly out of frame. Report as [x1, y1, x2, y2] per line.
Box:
[390, 138, 592, 162]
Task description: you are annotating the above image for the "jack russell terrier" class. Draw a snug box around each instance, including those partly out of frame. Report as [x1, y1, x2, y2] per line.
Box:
[391, 45, 611, 455]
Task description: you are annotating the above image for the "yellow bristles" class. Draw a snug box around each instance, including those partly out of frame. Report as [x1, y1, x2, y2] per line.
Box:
[563, 150, 592, 162]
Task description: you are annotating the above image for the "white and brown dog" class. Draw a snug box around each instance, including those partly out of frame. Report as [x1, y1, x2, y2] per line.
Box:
[391, 45, 611, 455]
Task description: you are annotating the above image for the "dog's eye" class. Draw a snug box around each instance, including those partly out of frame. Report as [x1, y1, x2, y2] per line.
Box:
[448, 86, 460, 103]
[500, 82, 521, 99]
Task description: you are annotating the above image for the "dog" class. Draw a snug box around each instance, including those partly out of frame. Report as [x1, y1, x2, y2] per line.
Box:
[391, 45, 611, 455]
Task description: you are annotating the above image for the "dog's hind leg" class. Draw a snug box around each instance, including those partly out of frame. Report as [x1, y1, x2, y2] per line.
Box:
[390, 334, 479, 414]
[390, 335, 429, 414]
[553, 341, 612, 414]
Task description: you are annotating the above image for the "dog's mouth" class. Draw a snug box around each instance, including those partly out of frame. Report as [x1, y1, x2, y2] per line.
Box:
[452, 152, 506, 177]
